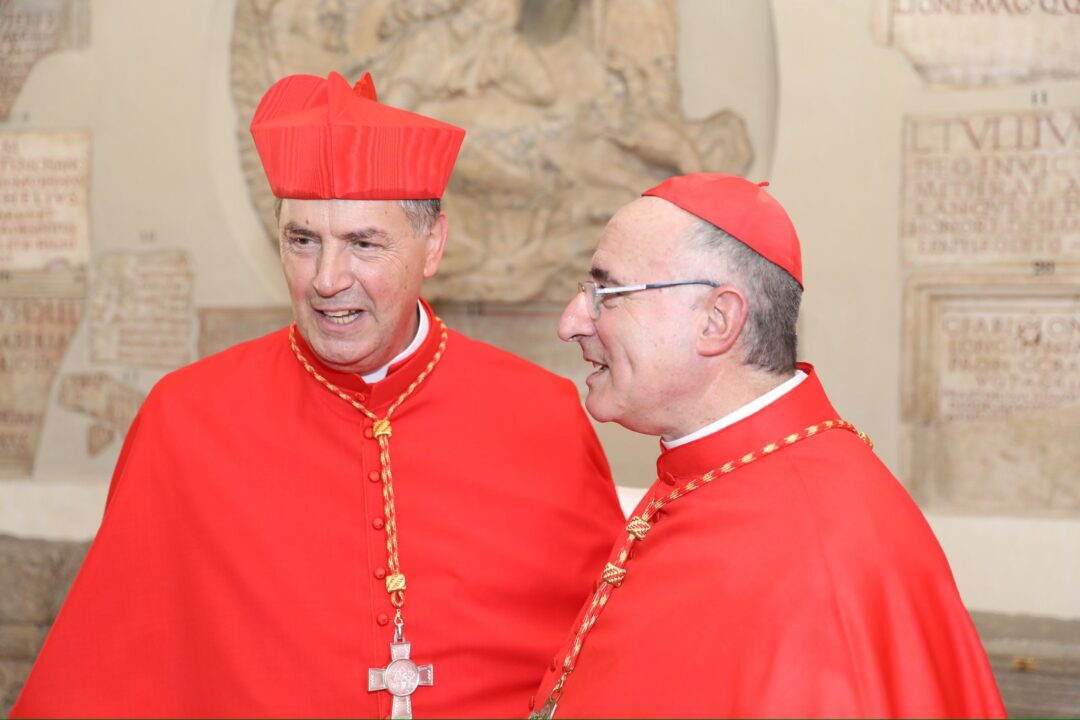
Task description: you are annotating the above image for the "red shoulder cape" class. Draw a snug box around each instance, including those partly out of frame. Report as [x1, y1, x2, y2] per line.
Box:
[532, 365, 1005, 718]
[14, 303, 623, 718]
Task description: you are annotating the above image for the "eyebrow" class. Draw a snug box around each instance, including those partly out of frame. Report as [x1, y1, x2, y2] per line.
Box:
[341, 227, 390, 243]
[589, 266, 624, 286]
[282, 222, 319, 239]
[281, 224, 390, 243]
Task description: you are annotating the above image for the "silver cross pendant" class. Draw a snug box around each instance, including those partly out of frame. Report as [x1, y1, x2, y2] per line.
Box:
[368, 622, 433, 719]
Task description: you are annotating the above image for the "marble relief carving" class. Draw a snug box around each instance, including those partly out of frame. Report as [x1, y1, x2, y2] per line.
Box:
[230, 0, 753, 303]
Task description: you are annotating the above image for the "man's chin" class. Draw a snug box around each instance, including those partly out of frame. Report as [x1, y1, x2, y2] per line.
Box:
[305, 334, 382, 375]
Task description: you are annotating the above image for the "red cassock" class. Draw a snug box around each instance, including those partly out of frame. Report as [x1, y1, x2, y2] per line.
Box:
[12, 302, 624, 718]
[532, 364, 1005, 719]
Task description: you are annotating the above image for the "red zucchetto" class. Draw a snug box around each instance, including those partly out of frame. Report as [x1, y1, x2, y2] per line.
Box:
[644, 173, 803, 286]
[250, 71, 465, 200]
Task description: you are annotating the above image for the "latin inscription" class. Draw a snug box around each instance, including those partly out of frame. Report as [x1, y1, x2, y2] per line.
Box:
[57, 373, 145, 457]
[875, 0, 1080, 86]
[934, 301, 1080, 420]
[89, 250, 194, 369]
[902, 109, 1080, 265]
[0, 291, 83, 477]
[0, 130, 90, 271]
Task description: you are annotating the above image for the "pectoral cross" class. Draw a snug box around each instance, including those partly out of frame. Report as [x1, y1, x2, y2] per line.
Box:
[368, 636, 433, 719]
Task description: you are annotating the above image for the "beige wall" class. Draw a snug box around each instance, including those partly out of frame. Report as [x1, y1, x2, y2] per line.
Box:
[1, 0, 1078, 619]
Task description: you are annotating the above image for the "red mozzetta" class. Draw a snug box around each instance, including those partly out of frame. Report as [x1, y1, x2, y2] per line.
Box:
[13, 302, 622, 718]
[532, 364, 1005, 718]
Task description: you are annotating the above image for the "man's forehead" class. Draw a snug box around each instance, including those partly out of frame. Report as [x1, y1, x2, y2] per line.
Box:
[593, 197, 696, 274]
[279, 197, 406, 228]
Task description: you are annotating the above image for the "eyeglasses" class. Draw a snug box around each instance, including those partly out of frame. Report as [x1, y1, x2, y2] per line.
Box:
[577, 279, 720, 320]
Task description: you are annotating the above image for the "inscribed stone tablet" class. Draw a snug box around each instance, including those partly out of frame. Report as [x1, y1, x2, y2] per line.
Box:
[874, 0, 1080, 87]
[0, 269, 84, 478]
[902, 109, 1080, 267]
[903, 277, 1080, 515]
[0, 130, 90, 271]
[57, 373, 145, 457]
[89, 250, 194, 369]
[197, 307, 293, 359]
[0, 0, 90, 120]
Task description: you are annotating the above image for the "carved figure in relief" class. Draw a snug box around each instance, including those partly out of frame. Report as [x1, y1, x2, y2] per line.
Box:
[230, 0, 752, 302]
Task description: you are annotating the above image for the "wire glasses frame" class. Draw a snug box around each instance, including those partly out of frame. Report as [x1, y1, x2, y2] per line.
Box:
[577, 279, 720, 320]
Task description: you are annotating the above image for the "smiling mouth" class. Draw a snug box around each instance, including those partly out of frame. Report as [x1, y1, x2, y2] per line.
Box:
[317, 309, 364, 325]
[588, 360, 609, 374]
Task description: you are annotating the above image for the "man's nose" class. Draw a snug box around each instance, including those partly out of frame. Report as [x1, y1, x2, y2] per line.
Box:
[313, 244, 353, 297]
[557, 290, 595, 342]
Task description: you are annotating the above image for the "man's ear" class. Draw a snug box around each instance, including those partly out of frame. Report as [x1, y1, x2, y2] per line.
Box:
[422, 213, 449, 278]
[697, 286, 749, 357]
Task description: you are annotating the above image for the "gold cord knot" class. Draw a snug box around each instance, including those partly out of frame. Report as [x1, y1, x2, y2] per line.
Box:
[601, 563, 626, 587]
[626, 516, 651, 541]
[385, 573, 406, 593]
[373, 419, 392, 438]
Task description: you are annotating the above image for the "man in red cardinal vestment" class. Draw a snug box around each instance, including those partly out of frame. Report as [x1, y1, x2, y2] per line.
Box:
[531, 174, 1006, 718]
[11, 71, 623, 719]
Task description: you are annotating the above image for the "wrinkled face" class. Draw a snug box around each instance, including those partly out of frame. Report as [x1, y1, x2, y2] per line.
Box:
[558, 197, 714, 435]
[279, 199, 445, 374]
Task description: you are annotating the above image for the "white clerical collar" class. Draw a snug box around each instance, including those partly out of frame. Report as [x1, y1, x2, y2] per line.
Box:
[662, 369, 808, 450]
[360, 301, 429, 384]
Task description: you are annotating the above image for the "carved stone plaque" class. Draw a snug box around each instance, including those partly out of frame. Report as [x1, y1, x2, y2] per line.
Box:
[874, 0, 1080, 87]
[902, 108, 1080, 268]
[230, 0, 754, 303]
[0, 269, 85, 478]
[89, 250, 194, 369]
[0, 0, 90, 120]
[57, 373, 145, 457]
[197, 307, 293, 359]
[0, 130, 90, 271]
[903, 276, 1080, 516]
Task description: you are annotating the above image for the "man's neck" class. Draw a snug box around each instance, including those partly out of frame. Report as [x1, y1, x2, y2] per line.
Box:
[361, 301, 427, 384]
[661, 367, 804, 448]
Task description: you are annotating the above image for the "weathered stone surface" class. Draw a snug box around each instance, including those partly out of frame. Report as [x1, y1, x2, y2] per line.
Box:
[0, 0, 90, 121]
[902, 276, 1080, 515]
[0, 129, 91, 272]
[0, 658, 34, 716]
[230, 0, 753, 303]
[432, 301, 587, 385]
[0, 625, 46, 660]
[973, 611, 1080, 718]
[56, 372, 145, 457]
[0, 534, 86, 624]
[89, 250, 195, 369]
[901, 109, 1080, 268]
[0, 269, 85, 478]
[0, 535, 87, 714]
[873, 0, 1080, 88]
[197, 306, 293, 359]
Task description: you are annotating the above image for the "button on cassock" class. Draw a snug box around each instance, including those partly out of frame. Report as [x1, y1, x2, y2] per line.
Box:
[377, 613, 389, 626]
[373, 518, 385, 530]
[365, 428, 375, 439]
[369, 471, 380, 482]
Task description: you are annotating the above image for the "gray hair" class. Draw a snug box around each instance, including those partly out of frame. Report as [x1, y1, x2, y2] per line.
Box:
[273, 197, 441, 237]
[686, 218, 801, 374]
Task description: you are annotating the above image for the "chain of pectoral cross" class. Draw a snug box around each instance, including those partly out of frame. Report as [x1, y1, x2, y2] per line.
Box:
[531, 418, 872, 719]
[290, 319, 449, 719]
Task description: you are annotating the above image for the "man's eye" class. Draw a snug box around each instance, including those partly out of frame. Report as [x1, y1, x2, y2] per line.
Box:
[289, 236, 315, 246]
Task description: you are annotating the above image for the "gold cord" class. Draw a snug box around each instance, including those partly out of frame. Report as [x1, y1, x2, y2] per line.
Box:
[289, 320, 448, 613]
[535, 419, 872, 716]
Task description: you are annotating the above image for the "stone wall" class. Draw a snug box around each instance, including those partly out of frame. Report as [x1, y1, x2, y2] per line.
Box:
[0, 535, 87, 715]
